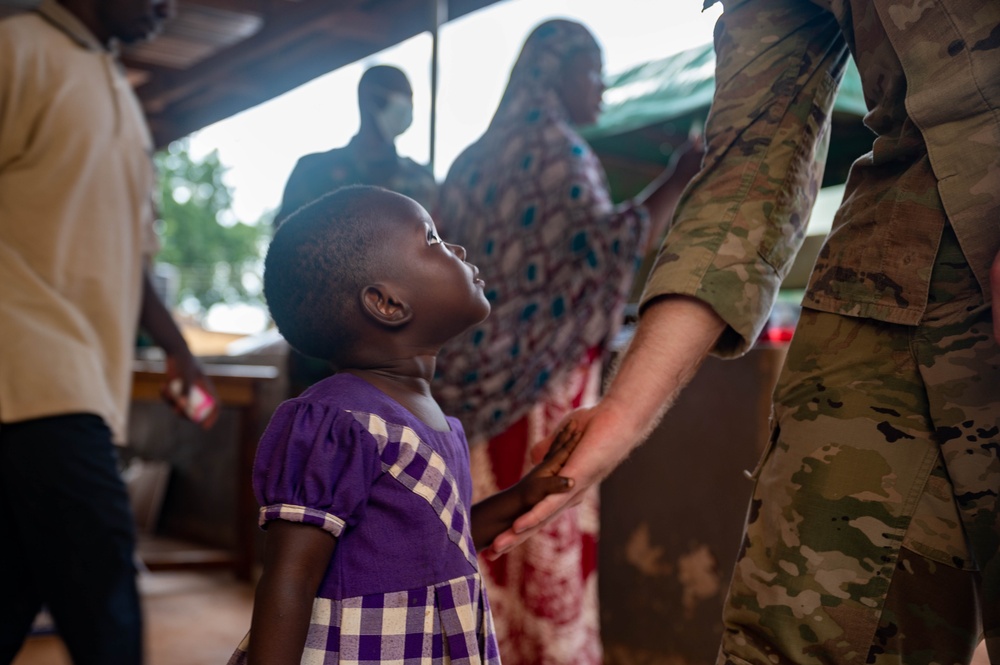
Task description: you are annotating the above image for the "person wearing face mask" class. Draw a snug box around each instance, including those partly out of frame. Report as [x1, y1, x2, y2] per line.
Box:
[274, 65, 436, 227]
[274, 65, 437, 397]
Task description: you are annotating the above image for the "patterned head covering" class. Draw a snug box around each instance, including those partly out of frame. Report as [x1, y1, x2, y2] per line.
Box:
[490, 19, 601, 129]
[433, 20, 648, 444]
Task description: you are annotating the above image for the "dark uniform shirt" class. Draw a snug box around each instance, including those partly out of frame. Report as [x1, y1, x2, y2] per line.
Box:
[275, 136, 437, 225]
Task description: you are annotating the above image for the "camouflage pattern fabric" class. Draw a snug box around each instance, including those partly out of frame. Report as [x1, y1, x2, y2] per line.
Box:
[635, 0, 999, 660]
[719, 228, 999, 664]
[642, 0, 1000, 356]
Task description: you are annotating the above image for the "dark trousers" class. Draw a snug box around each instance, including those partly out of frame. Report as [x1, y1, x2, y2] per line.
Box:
[0, 414, 142, 665]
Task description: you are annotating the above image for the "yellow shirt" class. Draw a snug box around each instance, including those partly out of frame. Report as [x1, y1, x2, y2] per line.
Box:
[0, 1, 157, 441]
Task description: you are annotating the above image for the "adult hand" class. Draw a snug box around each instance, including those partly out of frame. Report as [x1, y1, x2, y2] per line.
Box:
[488, 400, 638, 558]
[668, 135, 706, 183]
[162, 352, 219, 429]
[139, 269, 219, 428]
[491, 295, 727, 558]
[992, 248, 1000, 344]
[634, 137, 706, 252]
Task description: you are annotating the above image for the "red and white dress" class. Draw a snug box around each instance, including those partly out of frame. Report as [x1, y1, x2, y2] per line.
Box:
[433, 20, 650, 665]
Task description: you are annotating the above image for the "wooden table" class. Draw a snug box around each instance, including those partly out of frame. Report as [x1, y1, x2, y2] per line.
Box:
[131, 360, 278, 580]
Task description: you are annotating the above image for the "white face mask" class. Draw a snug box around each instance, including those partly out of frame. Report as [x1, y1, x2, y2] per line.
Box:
[373, 92, 413, 140]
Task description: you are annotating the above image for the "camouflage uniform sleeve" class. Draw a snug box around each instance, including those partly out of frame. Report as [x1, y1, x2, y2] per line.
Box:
[640, 0, 849, 357]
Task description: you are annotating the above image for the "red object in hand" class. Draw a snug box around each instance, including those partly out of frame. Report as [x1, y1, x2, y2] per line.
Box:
[169, 378, 216, 423]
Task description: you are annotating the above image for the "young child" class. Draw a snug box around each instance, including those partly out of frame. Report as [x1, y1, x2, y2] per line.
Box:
[229, 185, 579, 665]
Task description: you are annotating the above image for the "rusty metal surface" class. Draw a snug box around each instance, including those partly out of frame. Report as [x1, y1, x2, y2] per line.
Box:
[600, 346, 787, 665]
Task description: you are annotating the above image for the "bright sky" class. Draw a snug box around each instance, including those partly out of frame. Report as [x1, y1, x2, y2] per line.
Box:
[187, 0, 723, 227]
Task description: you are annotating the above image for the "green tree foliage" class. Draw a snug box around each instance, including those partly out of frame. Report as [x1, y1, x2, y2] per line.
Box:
[154, 140, 271, 313]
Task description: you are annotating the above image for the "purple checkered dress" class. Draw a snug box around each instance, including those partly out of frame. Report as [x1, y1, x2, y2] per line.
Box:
[228, 374, 501, 664]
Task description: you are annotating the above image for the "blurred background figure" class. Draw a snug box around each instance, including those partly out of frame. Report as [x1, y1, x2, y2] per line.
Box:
[433, 19, 701, 665]
[274, 64, 437, 396]
[275, 64, 436, 226]
[0, 0, 217, 663]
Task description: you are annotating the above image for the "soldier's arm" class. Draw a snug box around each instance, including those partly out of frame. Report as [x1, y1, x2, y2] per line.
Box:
[642, 0, 850, 358]
[491, 0, 849, 555]
[489, 296, 725, 557]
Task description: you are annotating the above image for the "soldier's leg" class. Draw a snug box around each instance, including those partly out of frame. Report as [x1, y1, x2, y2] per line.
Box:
[718, 308, 979, 665]
[868, 546, 980, 663]
[914, 228, 1000, 662]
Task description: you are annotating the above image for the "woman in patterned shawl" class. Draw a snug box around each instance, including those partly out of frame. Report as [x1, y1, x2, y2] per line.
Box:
[433, 19, 701, 665]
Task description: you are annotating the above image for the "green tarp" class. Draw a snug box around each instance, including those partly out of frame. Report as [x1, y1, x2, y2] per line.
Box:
[580, 42, 870, 200]
[580, 43, 870, 295]
[584, 42, 867, 142]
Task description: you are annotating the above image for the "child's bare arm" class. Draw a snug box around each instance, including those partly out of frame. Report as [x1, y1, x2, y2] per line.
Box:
[470, 421, 581, 551]
[247, 521, 337, 665]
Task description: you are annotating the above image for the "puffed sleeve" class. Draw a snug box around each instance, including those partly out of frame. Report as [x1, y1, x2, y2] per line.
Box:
[252, 401, 382, 537]
[641, 0, 848, 356]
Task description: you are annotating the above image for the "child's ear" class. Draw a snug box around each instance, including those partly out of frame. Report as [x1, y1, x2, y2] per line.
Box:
[361, 283, 412, 327]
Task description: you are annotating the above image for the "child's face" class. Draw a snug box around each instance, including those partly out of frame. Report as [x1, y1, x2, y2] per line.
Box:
[383, 195, 491, 343]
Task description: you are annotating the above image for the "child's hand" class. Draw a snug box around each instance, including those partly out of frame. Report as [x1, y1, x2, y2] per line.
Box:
[470, 421, 582, 552]
[529, 407, 597, 464]
[514, 420, 583, 511]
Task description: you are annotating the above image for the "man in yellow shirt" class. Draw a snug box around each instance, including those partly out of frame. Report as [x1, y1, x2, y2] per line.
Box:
[0, 1, 216, 662]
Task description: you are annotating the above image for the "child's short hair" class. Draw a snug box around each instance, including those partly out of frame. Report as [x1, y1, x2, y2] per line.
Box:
[264, 185, 389, 364]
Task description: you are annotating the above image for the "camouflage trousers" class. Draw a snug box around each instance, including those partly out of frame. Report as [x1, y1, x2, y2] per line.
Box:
[719, 228, 999, 665]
